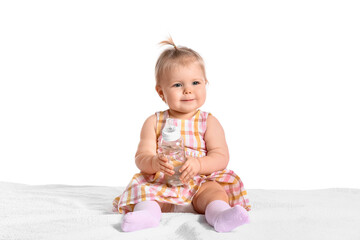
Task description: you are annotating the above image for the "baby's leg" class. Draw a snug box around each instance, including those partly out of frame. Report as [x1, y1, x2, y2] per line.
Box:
[192, 181, 249, 232]
[121, 201, 162, 232]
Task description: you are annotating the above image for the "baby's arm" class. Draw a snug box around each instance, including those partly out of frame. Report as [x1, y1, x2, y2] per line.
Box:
[135, 114, 174, 175]
[200, 115, 230, 175]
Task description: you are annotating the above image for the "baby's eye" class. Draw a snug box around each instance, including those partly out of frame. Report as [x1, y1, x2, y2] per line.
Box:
[192, 81, 200, 85]
[173, 83, 182, 87]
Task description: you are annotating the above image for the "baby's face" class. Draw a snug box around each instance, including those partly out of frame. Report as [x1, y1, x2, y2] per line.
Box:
[158, 62, 207, 115]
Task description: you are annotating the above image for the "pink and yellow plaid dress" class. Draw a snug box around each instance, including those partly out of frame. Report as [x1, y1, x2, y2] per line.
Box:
[113, 109, 251, 214]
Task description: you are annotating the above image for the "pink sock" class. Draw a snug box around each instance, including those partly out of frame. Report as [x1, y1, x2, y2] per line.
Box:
[205, 200, 249, 232]
[121, 201, 162, 232]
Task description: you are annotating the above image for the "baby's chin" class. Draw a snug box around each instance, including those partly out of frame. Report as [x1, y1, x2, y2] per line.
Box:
[180, 100, 205, 110]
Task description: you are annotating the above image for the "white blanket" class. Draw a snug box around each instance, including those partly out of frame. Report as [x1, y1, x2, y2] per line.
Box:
[1, 182, 359, 240]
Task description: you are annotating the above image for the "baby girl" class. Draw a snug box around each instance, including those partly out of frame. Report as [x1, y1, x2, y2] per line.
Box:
[113, 37, 251, 232]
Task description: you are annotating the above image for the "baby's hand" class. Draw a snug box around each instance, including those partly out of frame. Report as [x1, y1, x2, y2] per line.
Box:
[179, 156, 201, 183]
[152, 154, 175, 176]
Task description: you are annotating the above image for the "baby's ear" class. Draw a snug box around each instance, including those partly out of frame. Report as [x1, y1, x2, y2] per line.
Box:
[155, 85, 165, 102]
[155, 85, 162, 95]
[155, 85, 162, 96]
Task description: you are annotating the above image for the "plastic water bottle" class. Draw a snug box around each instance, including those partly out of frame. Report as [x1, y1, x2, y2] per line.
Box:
[158, 118, 186, 187]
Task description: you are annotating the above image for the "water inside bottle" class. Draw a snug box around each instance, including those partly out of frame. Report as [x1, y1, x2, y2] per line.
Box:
[161, 144, 186, 187]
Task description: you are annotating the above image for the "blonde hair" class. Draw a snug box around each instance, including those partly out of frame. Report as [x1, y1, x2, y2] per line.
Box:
[155, 36, 207, 86]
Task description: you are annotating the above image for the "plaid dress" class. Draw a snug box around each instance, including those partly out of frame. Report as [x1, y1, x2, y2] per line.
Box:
[113, 109, 251, 214]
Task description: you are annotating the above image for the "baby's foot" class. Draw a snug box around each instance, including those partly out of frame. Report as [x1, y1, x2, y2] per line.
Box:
[121, 210, 160, 232]
[213, 205, 249, 232]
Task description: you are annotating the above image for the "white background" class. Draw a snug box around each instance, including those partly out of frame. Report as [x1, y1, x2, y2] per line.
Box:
[1, 0, 359, 189]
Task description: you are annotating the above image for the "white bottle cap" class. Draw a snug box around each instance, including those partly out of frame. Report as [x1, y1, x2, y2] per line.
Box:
[162, 118, 181, 142]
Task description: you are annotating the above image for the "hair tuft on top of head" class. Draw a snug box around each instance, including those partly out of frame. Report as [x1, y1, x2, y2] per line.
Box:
[159, 35, 177, 50]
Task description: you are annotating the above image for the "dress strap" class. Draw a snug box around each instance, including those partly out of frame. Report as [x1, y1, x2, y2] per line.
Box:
[155, 110, 167, 140]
